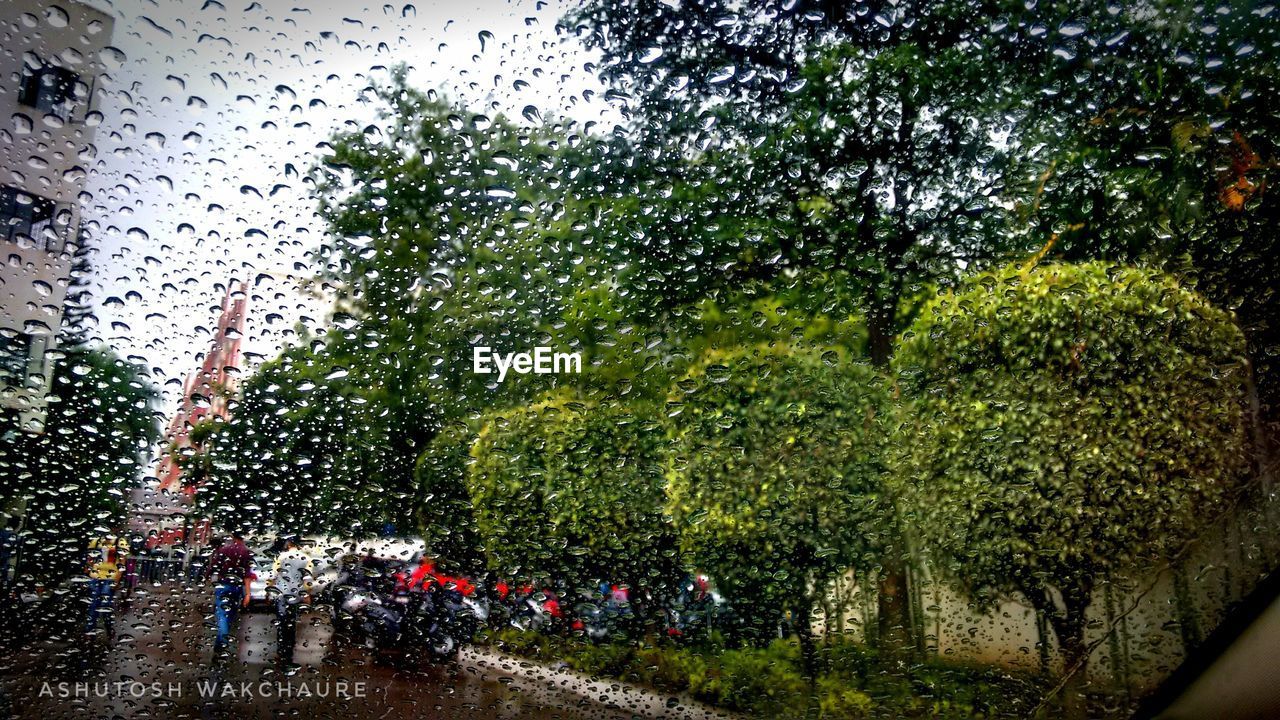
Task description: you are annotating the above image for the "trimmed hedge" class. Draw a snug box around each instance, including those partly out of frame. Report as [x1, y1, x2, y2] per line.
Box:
[488, 629, 1048, 719]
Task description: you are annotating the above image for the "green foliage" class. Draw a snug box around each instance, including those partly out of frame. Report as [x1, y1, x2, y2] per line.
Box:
[709, 640, 810, 716]
[203, 333, 433, 536]
[666, 343, 894, 635]
[468, 394, 678, 589]
[816, 676, 875, 720]
[310, 68, 606, 414]
[0, 346, 159, 579]
[492, 629, 1044, 719]
[630, 644, 710, 694]
[413, 422, 483, 571]
[567, 0, 1046, 360]
[272, 70, 638, 541]
[566, 642, 635, 679]
[1007, 1, 1280, 418]
[894, 261, 1250, 669]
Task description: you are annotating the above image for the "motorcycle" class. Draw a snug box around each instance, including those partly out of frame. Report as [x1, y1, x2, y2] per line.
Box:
[329, 565, 487, 663]
[506, 587, 559, 632]
[664, 574, 731, 641]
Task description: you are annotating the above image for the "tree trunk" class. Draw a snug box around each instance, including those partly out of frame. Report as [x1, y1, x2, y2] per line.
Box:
[1244, 357, 1276, 493]
[1035, 607, 1051, 675]
[866, 303, 915, 657]
[1171, 561, 1202, 652]
[876, 556, 912, 655]
[795, 596, 818, 685]
[1049, 593, 1091, 720]
[866, 304, 895, 370]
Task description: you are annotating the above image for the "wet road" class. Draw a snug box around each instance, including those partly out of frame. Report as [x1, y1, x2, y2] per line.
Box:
[0, 583, 724, 720]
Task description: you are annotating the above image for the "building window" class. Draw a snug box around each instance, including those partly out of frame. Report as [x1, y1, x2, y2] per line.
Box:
[18, 61, 79, 120]
[0, 186, 60, 251]
[0, 333, 32, 384]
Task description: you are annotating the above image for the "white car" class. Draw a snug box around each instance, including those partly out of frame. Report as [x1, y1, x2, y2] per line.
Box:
[249, 551, 331, 607]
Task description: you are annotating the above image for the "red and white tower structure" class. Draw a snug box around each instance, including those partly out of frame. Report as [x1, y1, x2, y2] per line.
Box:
[155, 280, 248, 494]
[130, 280, 248, 547]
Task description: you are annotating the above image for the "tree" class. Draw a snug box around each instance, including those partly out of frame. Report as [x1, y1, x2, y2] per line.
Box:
[565, 0, 1064, 648]
[468, 393, 679, 595]
[310, 68, 604, 418]
[203, 331, 432, 537]
[414, 422, 484, 572]
[1010, 0, 1280, 429]
[568, 2, 1031, 358]
[666, 343, 892, 672]
[292, 73, 623, 544]
[893, 262, 1250, 716]
[0, 346, 159, 580]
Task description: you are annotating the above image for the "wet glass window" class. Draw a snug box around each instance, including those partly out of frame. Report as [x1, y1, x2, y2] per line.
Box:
[17, 62, 78, 119]
[0, 332, 31, 381]
[0, 1, 1276, 719]
[0, 187, 57, 247]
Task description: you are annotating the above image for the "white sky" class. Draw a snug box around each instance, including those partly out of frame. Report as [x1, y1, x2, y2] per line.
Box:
[78, 0, 615, 402]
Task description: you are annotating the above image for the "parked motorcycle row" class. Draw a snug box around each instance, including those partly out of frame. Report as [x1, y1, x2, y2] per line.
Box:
[326, 556, 488, 663]
[314, 551, 732, 667]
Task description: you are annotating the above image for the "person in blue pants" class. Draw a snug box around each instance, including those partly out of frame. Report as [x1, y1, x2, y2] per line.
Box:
[85, 577, 114, 632]
[204, 532, 253, 652]
[85, 534, 128, 633]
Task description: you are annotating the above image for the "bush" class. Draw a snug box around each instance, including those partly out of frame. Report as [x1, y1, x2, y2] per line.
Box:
[492, 627, 561, 660]
[894, 261, 1250, 707]
[820, 638, 878, 679]
[707, 640, 809, 715]
[666, 344, 895, 642]
[569, 643, 635, 678]
[632, 645, 706, 693]
[488, 629, 1047, 719]
[817, 676, 874, 719]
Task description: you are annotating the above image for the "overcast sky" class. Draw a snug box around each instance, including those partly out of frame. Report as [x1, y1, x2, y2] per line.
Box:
[78, 0, 615, 402]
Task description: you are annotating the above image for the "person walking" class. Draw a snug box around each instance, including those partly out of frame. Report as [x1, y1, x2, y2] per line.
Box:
[0, 517, 19, 590]
[85, 533, 129, 633]
[204, 531, 253, 654]
[270, 535, 311, 663]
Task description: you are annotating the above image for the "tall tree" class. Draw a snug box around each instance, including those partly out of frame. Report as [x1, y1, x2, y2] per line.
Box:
[567, 0, 1047, 649]
[1011, 0, 1280, 432]
[248, 71, 613, 539]
[666, 343, 893, 671]
[1, 347, 159, 580]
[310, 68, 604, 418]
[202, 331, 430, 536]
[894, 262, 1250, 717]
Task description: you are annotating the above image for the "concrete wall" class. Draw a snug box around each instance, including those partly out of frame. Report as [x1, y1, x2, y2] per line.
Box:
[816, 488, 1280, 701]
[0, 0, 113, 430]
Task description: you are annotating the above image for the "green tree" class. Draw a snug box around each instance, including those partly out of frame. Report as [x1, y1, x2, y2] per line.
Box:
[666, 343, 893, 671]
[468, 393, 679, 594]
[0, 346, 159, 580]
[894, 262, 1250, 716]
[311, 68, 602, 417]
[569, 3, 1028, 357]
[414, 422, 484, 572]
[1012, 0, 1280, 429]
[203, 331, 431, 537]
[566, 0, 1065, 648]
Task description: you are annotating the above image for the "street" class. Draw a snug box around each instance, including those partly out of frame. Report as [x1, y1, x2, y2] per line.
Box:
[0, 584, 726, 720]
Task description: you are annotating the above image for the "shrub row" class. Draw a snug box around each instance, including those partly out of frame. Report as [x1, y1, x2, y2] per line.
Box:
[488, 628, 1049, 719]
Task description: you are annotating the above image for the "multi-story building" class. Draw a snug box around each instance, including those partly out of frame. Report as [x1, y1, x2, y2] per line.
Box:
[130, 280, 247, 549]
[0, 0, 114, 431]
